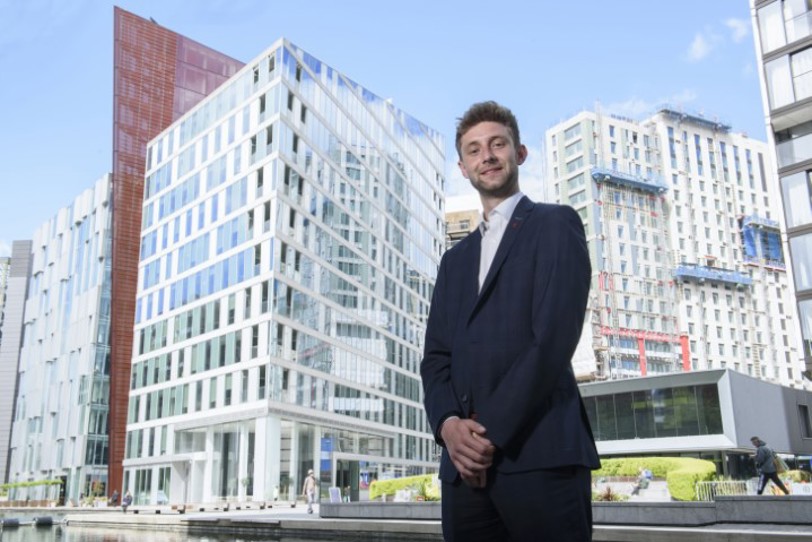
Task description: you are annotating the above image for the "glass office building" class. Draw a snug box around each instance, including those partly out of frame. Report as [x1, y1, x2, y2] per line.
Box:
[6, 177, 112, 503]
[124, 39, 445, 505]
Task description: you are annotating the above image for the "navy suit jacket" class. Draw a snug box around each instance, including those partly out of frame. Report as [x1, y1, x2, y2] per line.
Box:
[421, 197, 600, 481]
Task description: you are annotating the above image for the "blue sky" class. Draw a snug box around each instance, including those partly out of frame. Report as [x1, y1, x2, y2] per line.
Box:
[0, 0, 763, 256]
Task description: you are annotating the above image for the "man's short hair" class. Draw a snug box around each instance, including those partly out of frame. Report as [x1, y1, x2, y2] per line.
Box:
[455, 101, 521, 157]
[750, 436, 759, 441]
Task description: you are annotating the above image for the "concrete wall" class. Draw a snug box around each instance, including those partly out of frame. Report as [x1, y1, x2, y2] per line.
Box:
[322, 496, 812, 526]
[728, 369, 812, 454]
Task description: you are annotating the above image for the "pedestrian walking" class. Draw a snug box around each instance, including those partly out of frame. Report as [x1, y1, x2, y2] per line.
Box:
[302, 469, 317, 514]
[751, 436, 790, 495]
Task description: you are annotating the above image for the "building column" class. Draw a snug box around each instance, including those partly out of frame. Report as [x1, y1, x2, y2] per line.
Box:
[238, 424, 249, 500]
[253, 415, 281, 502]
[288, 421, 300, 501]
[203, 429, 214, 502]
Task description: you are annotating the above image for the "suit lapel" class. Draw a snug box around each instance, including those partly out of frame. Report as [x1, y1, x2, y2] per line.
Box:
[468, 196, 535, 322]
[460, 229, 482, 316]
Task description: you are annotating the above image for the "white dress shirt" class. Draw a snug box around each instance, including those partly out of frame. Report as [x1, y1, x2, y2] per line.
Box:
[478, 192, 524, 292]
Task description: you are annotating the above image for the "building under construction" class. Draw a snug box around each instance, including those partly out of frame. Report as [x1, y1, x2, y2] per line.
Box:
[545, 107, 806, 388]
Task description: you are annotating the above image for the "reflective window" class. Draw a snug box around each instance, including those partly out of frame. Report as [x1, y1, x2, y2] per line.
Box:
[776, 121, 812, 167]
[765, 55, 793, 110]
[583, 384, 722, 441]
[790, 233, 812, 290]
[798, 299, 812, 358]
[786, 0, 812, 43]
[758, 1, 787, 53]
[761, 0, 812, 53]
[792, 47, 812, 101]
[781, 170, 812, 227]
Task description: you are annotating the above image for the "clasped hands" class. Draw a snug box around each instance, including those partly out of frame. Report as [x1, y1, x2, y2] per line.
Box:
[441, 417, 495, 488]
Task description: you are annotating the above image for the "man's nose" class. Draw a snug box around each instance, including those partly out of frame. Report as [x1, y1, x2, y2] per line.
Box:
[482, 148, 496, 162]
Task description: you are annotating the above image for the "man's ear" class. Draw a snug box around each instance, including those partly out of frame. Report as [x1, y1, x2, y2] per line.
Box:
[458, 159, 470, 179]
[516, 144, 528, 166]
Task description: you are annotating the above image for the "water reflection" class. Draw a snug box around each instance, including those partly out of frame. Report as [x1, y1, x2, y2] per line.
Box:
[0, 525, 334, 542]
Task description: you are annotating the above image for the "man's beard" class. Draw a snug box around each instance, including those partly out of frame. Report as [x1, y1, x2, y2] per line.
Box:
[472, 169, 519, 199]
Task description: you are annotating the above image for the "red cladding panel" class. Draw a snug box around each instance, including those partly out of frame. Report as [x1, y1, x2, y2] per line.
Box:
[109, 7, 243, 496]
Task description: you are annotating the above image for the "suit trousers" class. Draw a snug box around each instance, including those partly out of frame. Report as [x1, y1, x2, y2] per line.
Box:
[757, 472, 789, 495]
[441, 466, 593, 542]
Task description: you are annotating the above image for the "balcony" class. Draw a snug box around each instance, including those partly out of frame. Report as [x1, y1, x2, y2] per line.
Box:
[743, 254, 786, 270]
[776, 131, 812, 169]
[673, 263, 752, 287]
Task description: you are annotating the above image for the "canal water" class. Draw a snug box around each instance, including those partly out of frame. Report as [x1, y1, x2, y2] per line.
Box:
[0, 524, 326, 542]
[1, 510, 439, 542]
[0, 515, 434, 542]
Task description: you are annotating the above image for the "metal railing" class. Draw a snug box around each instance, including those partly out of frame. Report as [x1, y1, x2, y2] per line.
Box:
[695, 480, 754, 501]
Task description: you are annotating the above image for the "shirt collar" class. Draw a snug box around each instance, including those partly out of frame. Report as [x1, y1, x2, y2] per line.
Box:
[479, 192, 524, 235]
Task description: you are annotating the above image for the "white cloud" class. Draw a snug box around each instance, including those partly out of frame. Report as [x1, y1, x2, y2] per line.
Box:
[670, 89, 699, 105]
[602, 97, 657, 119]
[684, 20, 749, 64]
[0, 240, 10, 258]
[686, 32, 713, 62]
[445, 158, 469, 198]
[724, 18, 750, 43]
[519, 152, 547, 203]
[445, 192, 480, 213]
[603, 89, 698, 120]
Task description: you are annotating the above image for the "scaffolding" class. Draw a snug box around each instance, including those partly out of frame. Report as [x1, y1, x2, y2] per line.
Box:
[741, 214, 785, 269]
[593, 165, 680, 379]
[740, 214, 787, 379]
[672, 264, 752, 287]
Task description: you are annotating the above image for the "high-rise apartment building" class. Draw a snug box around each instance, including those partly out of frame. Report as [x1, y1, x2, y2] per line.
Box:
[123, 39, 444, 504]
[108, 8, 245, 496]
[6, 177, 111, 502]
[751, 0, 812, 377]
[0, 241, 32, 483]
[545, 108, 804, 386]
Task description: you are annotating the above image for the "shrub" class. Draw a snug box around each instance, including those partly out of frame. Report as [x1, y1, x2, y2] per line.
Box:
[786, 469, 812, 483]
[369, 474, 439, 501]
[592, 486, 628, 502]
[593, 457, 716, 501]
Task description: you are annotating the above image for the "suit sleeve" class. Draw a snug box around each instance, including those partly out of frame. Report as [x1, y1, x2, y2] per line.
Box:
[420, 253, 463, 444]
[475, 205, 591, 453]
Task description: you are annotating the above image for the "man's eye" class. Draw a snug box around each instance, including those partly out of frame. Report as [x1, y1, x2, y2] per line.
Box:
[468, 148, 479, 155]
[493, 141, 505, 148]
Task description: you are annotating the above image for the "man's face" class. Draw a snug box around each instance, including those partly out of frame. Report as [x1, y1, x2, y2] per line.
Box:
[458, 121, 527, 199]
[751, 439, 758, 447]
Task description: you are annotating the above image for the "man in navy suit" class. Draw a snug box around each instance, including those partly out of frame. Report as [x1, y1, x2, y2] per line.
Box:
[421, 101, 600, 541]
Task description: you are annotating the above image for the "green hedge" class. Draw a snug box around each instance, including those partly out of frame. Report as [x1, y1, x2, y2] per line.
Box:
[0, 479, 62, 491]
[593, 457, 716, 501]
[369, 474, 439, 501]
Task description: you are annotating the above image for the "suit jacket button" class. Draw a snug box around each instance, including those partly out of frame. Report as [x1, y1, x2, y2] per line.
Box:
[461, 394, 468, 403]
